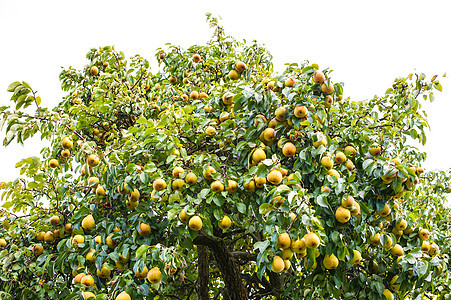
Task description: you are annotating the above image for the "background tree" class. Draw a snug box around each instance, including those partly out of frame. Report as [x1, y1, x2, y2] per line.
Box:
[0, 15, 449, 300]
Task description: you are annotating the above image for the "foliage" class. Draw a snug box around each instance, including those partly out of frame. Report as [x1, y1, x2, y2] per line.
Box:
[0, 14, 449, 300]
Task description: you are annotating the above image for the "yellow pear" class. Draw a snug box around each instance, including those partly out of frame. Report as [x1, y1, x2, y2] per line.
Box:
[218, 216, 231, 230]
[252, 148, 266, 163]
[323, 254, 339, 269]
[82, 214, 95, 232]
[349, 249, 362, 264]
[139, 223, 151, 237]
[81, 274, 94, 286]
[115, 291, 131, 300]
[271, 256, 285, 273]
[136, 266, 149, 280]
[179, 209, 190, 223]
[383, 289, 394, 300]
[267, 170, 283, 185]
[86, 249, 96, 263]
[153, 179, 166, 191]
[304, 232, 320, 249]
[335, 206, 351, 223]
[189, 216, 202, 231]
[391, 244, 404, 256]
[277, 233, 291, 249]
[147, 267, 162, 284]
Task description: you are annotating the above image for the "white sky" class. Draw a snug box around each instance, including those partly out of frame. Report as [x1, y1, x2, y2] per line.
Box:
[0, 0, 450, 183]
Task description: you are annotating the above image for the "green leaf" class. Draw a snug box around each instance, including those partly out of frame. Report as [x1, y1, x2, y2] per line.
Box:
[237, 202, 246, 214]
[253, 240, 270, 253]
[316, 195, 329, 208]
[7, 82, 20, 92]
[135, 245, 149, 258]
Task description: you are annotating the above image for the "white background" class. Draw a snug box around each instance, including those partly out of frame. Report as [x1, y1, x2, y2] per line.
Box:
[0, 0, 450, 183]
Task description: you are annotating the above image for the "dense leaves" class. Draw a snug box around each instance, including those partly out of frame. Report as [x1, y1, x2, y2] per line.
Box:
[0, 15, 449, 300]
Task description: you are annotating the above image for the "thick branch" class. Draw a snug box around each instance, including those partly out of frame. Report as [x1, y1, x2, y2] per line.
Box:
[198, 245, 210, 300]
[194, 233, 248, 300]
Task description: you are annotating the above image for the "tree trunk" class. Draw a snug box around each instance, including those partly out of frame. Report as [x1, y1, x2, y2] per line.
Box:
[194, 233, 248, 300]
[198, 245, 210, 300]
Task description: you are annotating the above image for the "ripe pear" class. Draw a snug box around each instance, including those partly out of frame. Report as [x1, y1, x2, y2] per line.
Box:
[285, 78, 295, 87]
[44, 231, 54, 243]
[61, 149, 70, 158]
[312, 71, 325, 84]
[395, 219, 407, 231]
[136, 265, 149, 279]
[235, 61, 246, 73]
[275, 107, 287, 122]
[369, 144, 381, 156]
[87, 154, 99, 167]
[313, 137, 327, 148]
[419, 228, 429, 240]
[378, 203, 391, 217]
[96, 263, 111, 278]
[421, 240, 430, 253]
[370, 233, 381, 246]
[139, 223, 151, 237]
[90, 66, 99, 75]
[205, 126, 216, 137]
[211, 180, 224, 193]
[328, 169, 340, 179]
[153, 179, 166, 191]
[189, 216, 202, 231]
[61, 137, 73, 149]
[179, 209, 190, 223]
[390, 275, 400, 292]
[83, 292, 96, 299]
[291, 238, 306, 253]
[383, 289, 394, 300]
[320, 157, 333, 170]
[321, 83, 334, 94]
[81, 274, 94, 286]
[49, 159, 59, 168]
[50, 215, 60, 226]
[349, 250, 362, 264]
[185, 172, 198, 185]
[228, 69, 239, 80]
[252, 148, 266, 163]
[323, 254, 339, 269]
[294, 105, 308, 118]
[267, 170, 283, 185]
[282, 142, 296, 157]
[203, 166, 216, 179]
[342, 195, 355, 209]
[115, 291, 131, 300]
[283, 259, 291, 271]
[263, 128, 276, 142]
[96, 185, 106, 197]
[304, 232, 320, 249]
[271, 255, 285, 273]
[282, 248, 294, 260]
[147, 267, 162, 284]
[383, 236, 393, 249]
[335, 151, 346, 164]
[82, 214, 95, 232]
[243, 180, 256, 191]
[225, 180, 238, 193]
[86, 248, 96, 263]
[172, 179, 185, 191]
[345, 160, 355, 170]
[32, 244, 43, 256]
[255, 176, 266, 188]
[335, 206, 351, 223]
[277, 233, 291, 249]
[350, 201, 360, 216]
[390, 244, 403, 256]
[218, 216, 231, 230]
[172, 166, 184, 177]
[72, 234, 84, 246]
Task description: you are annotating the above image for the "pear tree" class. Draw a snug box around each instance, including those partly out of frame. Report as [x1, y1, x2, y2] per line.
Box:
[0, 15, 449, 300]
